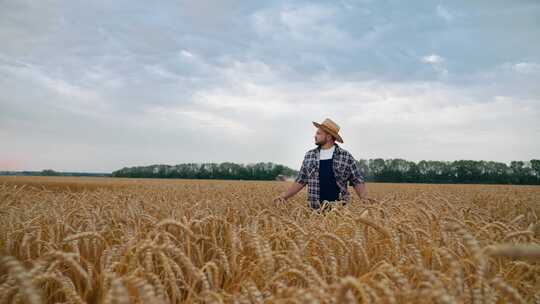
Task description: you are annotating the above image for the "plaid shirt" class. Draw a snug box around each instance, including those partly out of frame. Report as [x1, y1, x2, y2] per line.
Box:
[295, 143, 365, 209]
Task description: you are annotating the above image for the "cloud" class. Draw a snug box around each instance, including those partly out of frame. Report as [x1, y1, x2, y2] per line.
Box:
[421, 54, 448, 76]
[513, 62, 540, 74]
[251, 3, 355, 51]
[1, 0, 539, 172]
[180, 50, 195, 58]
[422, 54, 444, 64]
[436, 5, 453, 21]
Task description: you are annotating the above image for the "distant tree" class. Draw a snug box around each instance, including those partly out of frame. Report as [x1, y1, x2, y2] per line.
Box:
[531, 159, 540, 177]
[41, 169, 60, 176]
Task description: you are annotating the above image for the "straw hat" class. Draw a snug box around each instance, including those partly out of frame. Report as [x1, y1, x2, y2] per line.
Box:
[312, 118, 344, 143]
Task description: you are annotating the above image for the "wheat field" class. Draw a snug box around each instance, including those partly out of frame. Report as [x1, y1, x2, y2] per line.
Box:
[1, 176, 539, 303]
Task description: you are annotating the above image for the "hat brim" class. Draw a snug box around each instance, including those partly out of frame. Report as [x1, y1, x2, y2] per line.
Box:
[312, 121, 344, 143]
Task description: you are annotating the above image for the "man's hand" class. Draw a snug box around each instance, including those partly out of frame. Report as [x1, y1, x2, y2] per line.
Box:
[353, 182, 368, 201]
[273, 194, 287, 204]
[274, 182, 305, 205]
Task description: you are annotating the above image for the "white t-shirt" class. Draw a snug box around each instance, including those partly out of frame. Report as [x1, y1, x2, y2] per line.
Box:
[319, 145, 335, 160]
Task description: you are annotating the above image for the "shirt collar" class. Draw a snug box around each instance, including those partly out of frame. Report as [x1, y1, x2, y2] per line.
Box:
[315, 143, 341, 155]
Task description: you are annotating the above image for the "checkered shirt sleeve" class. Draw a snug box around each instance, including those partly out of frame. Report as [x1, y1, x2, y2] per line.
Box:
[294, 154, 309, 186]
[348, 155, 365, 186]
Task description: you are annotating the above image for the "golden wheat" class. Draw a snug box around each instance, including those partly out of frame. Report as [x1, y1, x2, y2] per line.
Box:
[1, 176, 539, 303]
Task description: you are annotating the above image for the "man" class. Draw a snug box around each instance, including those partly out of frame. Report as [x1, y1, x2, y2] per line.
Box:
[274, 118, 370, 210]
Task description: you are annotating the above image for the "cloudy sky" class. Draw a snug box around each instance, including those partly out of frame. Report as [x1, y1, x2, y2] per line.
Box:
[1, 0, 539, 172]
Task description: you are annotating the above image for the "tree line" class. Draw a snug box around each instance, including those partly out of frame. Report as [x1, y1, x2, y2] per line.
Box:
[356, 159, 540, 185]
[111, 162, 297, 181]
[111, 159, 540, 185]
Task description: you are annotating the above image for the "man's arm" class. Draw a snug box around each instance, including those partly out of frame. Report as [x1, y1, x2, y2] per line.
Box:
[348, 156, 368, 200]
[279, 181, 305, 201]
[274, 156, 308, 203]
[353, 181, 367, 199]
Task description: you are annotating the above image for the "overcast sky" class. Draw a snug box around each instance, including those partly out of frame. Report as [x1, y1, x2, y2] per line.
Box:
[1, 0, 539, 172]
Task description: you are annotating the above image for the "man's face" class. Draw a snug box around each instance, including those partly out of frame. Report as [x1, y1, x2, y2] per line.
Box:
[314, 128, 332, 146]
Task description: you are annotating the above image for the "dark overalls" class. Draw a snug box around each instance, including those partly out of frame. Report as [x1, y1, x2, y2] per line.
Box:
[318, 157, 344, 212]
